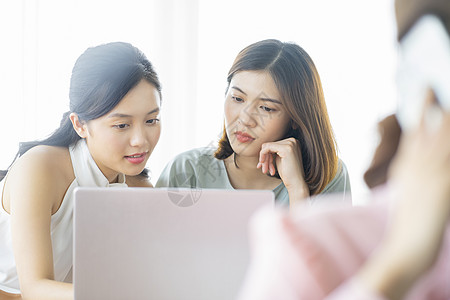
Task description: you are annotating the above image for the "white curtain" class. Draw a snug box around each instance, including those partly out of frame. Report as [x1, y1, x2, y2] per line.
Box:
[0, 0, 397, 201]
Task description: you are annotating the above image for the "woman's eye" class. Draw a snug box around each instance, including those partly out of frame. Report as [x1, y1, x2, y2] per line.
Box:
[260, 106, 275, 112]
[113, 124, 129, 129]
[231, 96, 244, 103]
[146, 119, 160, 125]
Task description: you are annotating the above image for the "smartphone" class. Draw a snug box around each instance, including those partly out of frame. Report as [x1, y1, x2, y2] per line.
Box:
[396, 14, 450, 131]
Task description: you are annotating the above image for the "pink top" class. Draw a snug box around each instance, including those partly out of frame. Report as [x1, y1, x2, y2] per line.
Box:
[237, 187, 450, 300]
[326, 280, 386, 300]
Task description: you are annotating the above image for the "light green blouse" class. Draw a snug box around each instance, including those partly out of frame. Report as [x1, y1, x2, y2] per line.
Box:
[156, 147, 351, 206]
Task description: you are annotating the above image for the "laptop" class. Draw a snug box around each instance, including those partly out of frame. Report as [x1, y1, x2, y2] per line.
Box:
[73, 187, 274, 300]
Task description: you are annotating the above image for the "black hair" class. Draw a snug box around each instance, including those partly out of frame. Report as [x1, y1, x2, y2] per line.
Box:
[0, 42, 161, 182]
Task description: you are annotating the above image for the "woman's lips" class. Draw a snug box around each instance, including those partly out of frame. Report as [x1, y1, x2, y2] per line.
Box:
[235, 131, 255, 143]
[125, 152, 147, 164]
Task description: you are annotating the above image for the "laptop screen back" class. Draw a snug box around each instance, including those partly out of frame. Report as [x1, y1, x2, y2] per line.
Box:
[73, 187, 274, 300]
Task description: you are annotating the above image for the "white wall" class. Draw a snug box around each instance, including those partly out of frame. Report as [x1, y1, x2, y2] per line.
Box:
[0, 0, 398, 203]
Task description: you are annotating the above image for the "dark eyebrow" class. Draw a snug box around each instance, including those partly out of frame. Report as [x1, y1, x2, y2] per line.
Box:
[260, 97, 282, 105]
[231, 86, 247, 95]
[232, 86, 282, 105]
[108, 107, 160, 119]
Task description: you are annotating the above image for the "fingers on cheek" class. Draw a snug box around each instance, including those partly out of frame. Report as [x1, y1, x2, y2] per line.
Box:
[259, 150, 267, 163]
[259, 154, 268, 173]
[269, 163, 275, 176]
[269, 154, 276, 175]
[260, 144, 272, 156]
[265, 156, 271, 174]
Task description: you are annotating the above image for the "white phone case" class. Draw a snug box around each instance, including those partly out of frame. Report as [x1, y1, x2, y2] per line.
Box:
[396, 15, 450, 131]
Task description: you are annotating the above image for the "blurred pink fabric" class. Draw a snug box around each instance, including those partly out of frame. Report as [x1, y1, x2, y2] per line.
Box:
[237, 186, 450, 300]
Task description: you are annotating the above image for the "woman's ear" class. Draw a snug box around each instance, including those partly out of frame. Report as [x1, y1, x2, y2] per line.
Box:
[70, 113, 88, 138]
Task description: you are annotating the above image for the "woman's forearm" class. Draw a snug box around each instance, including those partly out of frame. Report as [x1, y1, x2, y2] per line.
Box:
[21, 280, 72, 300]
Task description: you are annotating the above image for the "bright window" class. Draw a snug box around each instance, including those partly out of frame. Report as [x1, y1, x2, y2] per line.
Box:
[0, 0, 397, 202]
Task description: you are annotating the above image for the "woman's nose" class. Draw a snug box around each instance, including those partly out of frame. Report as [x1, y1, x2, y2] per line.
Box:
[130, 126, 147, 147]
[238, 103, 257, 127]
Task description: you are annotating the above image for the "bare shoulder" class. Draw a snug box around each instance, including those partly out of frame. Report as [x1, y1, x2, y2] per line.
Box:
[14, 145, 74, 178]
[4, 145, 75, 213]
[126, 174, 154, 187]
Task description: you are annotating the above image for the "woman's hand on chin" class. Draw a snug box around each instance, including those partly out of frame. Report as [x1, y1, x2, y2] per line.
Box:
[257, 138, 310, 203]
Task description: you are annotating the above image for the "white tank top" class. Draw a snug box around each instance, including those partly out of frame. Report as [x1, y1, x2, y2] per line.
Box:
[0, 139, 127, 293]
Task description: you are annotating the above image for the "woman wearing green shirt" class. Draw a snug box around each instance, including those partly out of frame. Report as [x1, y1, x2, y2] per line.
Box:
[157, 39, 350, 207]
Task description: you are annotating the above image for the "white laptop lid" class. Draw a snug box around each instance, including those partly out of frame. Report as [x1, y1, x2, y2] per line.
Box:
[73, 187, 274, 300]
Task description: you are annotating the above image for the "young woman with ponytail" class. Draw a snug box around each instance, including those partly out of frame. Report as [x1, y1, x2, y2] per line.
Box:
[0, 42, 162, 299]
